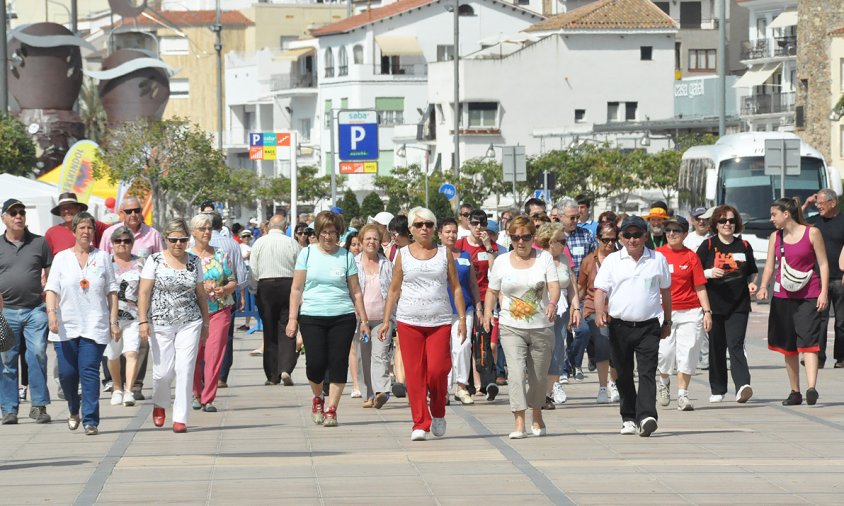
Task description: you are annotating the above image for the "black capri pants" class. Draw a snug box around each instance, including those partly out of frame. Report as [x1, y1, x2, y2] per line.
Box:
[299, 313, 357, 384]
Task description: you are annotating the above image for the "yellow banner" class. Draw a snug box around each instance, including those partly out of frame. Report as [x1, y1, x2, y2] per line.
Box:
[59, 140, 101, 204]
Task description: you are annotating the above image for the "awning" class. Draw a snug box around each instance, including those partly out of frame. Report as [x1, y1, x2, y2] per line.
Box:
[273, 47, 315, 61]
[733, 63, 781, 88]
[375, 35, 423, 56]
[769, 11, 798, 30]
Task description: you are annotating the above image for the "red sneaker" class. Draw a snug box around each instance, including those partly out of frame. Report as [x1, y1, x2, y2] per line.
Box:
[173, 422, 187, 433]
[323, 406, 337, 427]
[311, 396, 324, 424]
[152, 407, 165, 427]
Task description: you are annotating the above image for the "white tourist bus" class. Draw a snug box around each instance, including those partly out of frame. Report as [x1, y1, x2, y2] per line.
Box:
[678, 132, 842, 260]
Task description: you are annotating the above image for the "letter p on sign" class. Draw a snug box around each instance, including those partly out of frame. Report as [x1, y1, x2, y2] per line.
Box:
[350, 126, 366, 149]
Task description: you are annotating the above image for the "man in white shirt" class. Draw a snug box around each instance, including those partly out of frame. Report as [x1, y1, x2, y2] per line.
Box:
[457, 204, 473, 239]
[594, 215, 672, 437]
[683, 207, 711, 252]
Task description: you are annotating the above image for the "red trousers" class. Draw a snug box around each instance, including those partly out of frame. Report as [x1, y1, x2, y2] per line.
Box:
[193, 309, 232, 404]
[397, 322, 452, 431]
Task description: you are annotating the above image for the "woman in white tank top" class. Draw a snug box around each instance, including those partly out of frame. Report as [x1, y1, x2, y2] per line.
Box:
[380, 207, 467, 442]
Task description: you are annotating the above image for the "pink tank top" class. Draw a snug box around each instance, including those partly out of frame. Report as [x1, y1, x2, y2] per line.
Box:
[774, 226, 821, 299]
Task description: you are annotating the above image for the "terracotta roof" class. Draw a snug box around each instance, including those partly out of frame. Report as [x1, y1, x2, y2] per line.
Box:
[107, 10, 254, 29]
[525, 0, 678, 32]
[310, 0, 541, 37]
[831, 25, 844, 36]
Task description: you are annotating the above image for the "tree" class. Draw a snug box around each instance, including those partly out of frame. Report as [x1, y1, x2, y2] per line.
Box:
[338, 188, 361, 220]
[459, 157, 507, 208]
[79, 78, 108, 145]
[360, 191, 385, 219]
[375, 164, 425, 213]
[0, 115, 37, 177]
[297, 165, 331, 204]
[644, 149, 683, 204]
[428, 191, 454, 221]
[94, 118, 229, 229]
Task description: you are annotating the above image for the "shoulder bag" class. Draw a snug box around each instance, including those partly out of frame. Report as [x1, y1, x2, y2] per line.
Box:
[778, 230, 813, 293]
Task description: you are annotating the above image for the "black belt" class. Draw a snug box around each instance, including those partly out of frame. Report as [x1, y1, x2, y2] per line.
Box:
[610, 317, 659, 328]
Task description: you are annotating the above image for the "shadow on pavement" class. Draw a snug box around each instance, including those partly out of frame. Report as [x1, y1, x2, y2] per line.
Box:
[0, 459, 90, 471]
[220, 451, 343, 458]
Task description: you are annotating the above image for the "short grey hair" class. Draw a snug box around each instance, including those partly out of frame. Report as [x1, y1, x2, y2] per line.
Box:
[190, 213, 212, 231]
[110, 225, 134, 243]
[163, 218, 189, 237]
[558, 198, 578, 212]
[71, 211, 96, 232]
[407, 207, 437, 228]
[121, 196, 141, 210]
[818, 188, 838, 203]
[269, 214, 286, 230]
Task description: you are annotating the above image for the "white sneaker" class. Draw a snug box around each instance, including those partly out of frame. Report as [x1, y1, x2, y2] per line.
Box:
[431, 417, 447, 437]
[657, 381, 670, 407]
[709, 394, 724, 403]
[596, 387, 609, 404]
[609, 382, 620, 403]
[638, 417, 658, 437]
[552, 382, 567, 404]
[620, 421, 637, 435]
[508, 431, 528, 439]
[350, 390, 362, 398]
[677, 395, 694, 411]
[110, 391, 123, 406]
[559, 375, 569, 385]
[736, 384, 753, 403]
[410, 429, 427, 441]
[122, 391, 136, 407]
[103, 381, 114, 393]
[455, 388, 474, 405]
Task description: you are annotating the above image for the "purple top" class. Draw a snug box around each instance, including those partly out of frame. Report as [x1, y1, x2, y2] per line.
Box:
[774, 226, 821, 299]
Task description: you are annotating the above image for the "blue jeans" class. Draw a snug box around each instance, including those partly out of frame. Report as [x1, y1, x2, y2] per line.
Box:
[1, 304, 50, 414]
[548, 309, 569, 376]
[54, 338, 106, 427]
[564, 303, 590, 376]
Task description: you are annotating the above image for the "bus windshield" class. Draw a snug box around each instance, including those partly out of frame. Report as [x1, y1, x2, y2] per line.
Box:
[719, 156, 824, 229]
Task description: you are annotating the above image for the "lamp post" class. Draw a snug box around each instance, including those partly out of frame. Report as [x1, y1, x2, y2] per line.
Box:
[396, 144, 431, 207]
[1, 1, 7, 115]
[452, 0, 460, 205]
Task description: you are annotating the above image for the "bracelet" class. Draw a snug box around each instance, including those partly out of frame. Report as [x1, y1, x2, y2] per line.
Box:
[138, 321, 149, 325]
[111, 321, 120, 326]
[572, 308, 581, 312]
[703, 310, 712, 314]
[47, 308, 57, 313]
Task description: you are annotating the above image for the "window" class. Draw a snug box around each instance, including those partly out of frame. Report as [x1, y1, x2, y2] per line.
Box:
[607, 102, 637, 122]
[324, 48, 334, 78]
[679, 1, 702, 29]
[436, 104, 445, 124]
[170, 78, 189, 98]
[353, 44, 363, 64]
[574, 109, 586, 123]
[467, 102, 497, 128]
[338, 46, 348, 76]
[375, 97, 404, 126]
[299, 119, 311, 143]
[324, 99, 332, 128]
[458, 4, 474, 16]
[654, 1, 669, 16]
[640, 46, 653, 61]
[340, 97, 348, 110]
[279, 36, 296, 50]
[756, 17, 767, 39]
[688, 49, 716, 71]
[675, 42, 681, 71]
[437, 45, 455, 62]
[625, 102, 638, 121]
[607, 102, 620, 122]
[160, 36, 189, 55]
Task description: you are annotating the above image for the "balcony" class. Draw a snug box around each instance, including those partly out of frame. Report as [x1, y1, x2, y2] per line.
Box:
[269, 72, 316, 92]
[741, 37, 797, 60]
[742, 92, 796, 116]
[373, 63, 428, 77]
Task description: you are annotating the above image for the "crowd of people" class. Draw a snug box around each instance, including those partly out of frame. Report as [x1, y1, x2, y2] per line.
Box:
[2, 187, 843, 440]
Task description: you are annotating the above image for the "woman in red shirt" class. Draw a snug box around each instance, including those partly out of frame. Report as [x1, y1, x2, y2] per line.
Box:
[656, 217, 713, 411]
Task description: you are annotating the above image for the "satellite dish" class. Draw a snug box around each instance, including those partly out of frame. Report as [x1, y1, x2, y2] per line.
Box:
[108, 0, 148, 18]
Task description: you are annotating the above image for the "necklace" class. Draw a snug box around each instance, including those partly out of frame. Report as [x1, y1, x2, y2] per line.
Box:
[76, 247, 93, 290]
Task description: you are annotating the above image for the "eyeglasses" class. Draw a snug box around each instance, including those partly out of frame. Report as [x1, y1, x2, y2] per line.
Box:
[123, 208, 143, 215]
[195, 226, 212, 232]
[622, 231, 645, 239]
[511, 234, 534, 243]
[412, 221, 435, 229]
[167, 237, 190, 244]
[530, 212, 547, 219]
[112, 238, 133, 245]
[469, 221, 486, 227]
[319, 230, 338, 238]
[664, 228, 684, 235]
[717, 218, 737, 225]
[5, 209, 25, 217]
[460, 212, 471, 218]
[599, 237, 618, 244]
[551, 238, 566, 246]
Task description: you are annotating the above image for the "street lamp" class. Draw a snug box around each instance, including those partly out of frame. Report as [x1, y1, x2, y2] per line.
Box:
[396, 144, 431, 207]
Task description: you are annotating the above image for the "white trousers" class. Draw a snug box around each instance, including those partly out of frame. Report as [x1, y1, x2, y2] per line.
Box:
[658, 308, 703, 376]
[448, 310, 474, 389]
[150, 319, 202, 424]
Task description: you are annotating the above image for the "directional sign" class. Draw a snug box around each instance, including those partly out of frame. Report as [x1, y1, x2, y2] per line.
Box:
[339, 161, 378, 174]
[338, 110, 379, 161]
[249, 131, 292, 161]
[439, 183, 457, 200]
[533, 189, 550, 201]
[764, 139, 801, 176]
[502, 146, 527, 183]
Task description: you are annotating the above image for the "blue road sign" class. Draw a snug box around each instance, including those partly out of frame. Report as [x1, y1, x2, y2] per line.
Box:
[533, 189, 549, 201]
[338, 110, 379, 161]
[439, 183, 457, 200]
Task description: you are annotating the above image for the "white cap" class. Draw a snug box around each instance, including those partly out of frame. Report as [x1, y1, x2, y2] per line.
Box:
[369, 211, 394, 226]
[699, 207, 716, 219]
[248, 217, 258, 225]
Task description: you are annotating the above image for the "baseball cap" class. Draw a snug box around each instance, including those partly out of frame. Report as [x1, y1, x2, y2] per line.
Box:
[240, 229, 253, 237]
[369, 211, 394, 226]
[691, 207, 707, 218]
[2, 199, 24, 214]
[329, 206, 343, 214]
[699, 207, 715, 219]
[666, 216, 689, 233]
[486, 220, 499, 234]
[248, 217, 258, 225]
[620, 215, 647, 231]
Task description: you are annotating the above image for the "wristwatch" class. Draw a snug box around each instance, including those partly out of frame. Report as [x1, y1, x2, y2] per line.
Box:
[662, 320, 673, 326]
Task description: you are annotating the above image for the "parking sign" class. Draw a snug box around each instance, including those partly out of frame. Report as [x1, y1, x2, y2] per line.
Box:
[338, 110, 378, 161]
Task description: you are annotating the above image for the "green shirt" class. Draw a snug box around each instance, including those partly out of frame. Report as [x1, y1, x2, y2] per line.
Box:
[295, 245, 357, 317]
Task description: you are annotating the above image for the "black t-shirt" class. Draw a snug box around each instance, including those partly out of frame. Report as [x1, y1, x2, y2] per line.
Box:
[646, 233, 667, 250]
[696, 236, 758, 315]
[810, 212, 844, 280]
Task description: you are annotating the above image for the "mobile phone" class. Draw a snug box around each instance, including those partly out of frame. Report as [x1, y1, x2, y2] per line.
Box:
[362, 332, 370, 343]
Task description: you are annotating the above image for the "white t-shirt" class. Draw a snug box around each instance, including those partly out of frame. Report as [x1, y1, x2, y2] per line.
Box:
[395, 246, 453, 327]
[593, 247, 671, 322]
[488, 250, 558, 329]
[45, 248, 119, 345]
[239, 242, 252, 267]
[683, 232, 709, 252]
[457, 226, 471, 239]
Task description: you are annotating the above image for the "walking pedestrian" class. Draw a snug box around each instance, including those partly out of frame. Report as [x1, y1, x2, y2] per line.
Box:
[757, 198, 829, 406]
[594, 216, 672, 437]
[344, 231, 363, 398]
[380, 207, 466, 441]
[45, 193, 110, 255]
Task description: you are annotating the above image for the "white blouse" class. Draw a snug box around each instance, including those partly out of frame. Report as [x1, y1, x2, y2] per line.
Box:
[45, 248, 118, 345]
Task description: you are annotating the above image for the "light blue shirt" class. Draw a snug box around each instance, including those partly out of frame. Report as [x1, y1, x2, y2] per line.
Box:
[295, 245, 357, 317]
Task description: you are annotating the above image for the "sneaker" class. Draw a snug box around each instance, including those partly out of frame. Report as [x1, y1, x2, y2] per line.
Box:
[541, 396, 556, 410]
[609, 382, 620, 403]
[596, 387, 609, 404]
[495, 376, 508, 386]
[698, 359, 709, 370]
[677, 395, 694, 411]
[552, 382, 567, 404]
[67, 414, 81, 431]
[411, 429, 427, 441]
[834, 360, 844, 369]
[281, 372, 294, 386]
[657, 382, 670, 407]
[392, 383, 407, 398]
[84, 424, 98, 436]
[249, 348, 263, 356]
[217, 380, 228, 388]
[122, 392, 136, 407]
[638, 417, 658, 437]
[806, 388, 819, 406]
[202, 403, 217, 412]
[620, 421, 637, 435]
[374, 392, 389, 409]
[1, 412, 18, 425]
[237, 324, 250, 331]
[131, 388, 145, 401]
[508, 431, 528, 439]
[18, 386, 26, 402]
[709, 394, 724, 403]
[102, 381, 113, 393]
[455, 389, 474, 405]
[350, 390, 362, 398]
[588, 359, 597, 372]
[559, 375, 569, 385]
[192, 397, 201, 410]
[485, 384, 499, 401]
[782, 391, 802, 406]
[29, 406, 51, 424]
[57, 386, 65, 401]
[312, 396, 325, 424]
[323, 407, 337, 427]
[575, 368, 585, 381]
[431, 417, 446, 437]
[531, 425, 546, 437]
[110, 391, 124, 406]
[736, 384, 753, 404]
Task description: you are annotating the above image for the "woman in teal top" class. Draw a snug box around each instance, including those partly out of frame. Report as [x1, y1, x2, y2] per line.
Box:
[287, 211, 370, 427]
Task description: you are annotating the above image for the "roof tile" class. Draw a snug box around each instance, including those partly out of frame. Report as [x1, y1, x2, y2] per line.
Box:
[108, 10, 254, 29]
[525, 0, 677, 32]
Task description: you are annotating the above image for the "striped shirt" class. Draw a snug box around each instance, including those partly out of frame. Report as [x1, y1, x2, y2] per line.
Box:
[248, 229, 301, 292]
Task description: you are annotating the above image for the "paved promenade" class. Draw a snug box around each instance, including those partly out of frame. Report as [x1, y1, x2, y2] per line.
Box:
[3, 304, 844, 504]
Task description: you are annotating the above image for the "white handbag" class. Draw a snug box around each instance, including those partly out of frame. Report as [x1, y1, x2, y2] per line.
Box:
[778, 231, 812, 293]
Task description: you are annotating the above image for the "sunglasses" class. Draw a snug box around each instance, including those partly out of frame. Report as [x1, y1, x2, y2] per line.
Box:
[167, 237, 190, 244]
[511, 234, 534, 243]
[552, 238, 566, 246]
[123, 208, 143, 215]
[530, 213, 547, 219]
[460, 213, 471, 218]
[599, 237, 618, 244]
[664, 228, 684, 235]
[469, 221, 486, 227]
[717, 218, 737, 225]
[112, 238, 133, 245]
[622, 231, 645, 239]
[5, 209, 25, 217]
[412, 221, 435, 229]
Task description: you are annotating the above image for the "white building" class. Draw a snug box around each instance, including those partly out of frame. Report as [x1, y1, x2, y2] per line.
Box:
[733, 0, 797, 131]
[426, 0, 678, 170]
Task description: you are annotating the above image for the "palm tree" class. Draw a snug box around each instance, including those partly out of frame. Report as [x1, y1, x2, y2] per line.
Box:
[79, 78, 108, 144]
